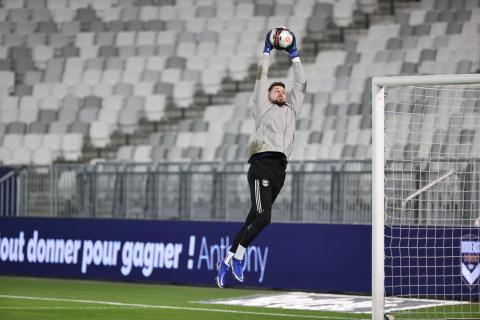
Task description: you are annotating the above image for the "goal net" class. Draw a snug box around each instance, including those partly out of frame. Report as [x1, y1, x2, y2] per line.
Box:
[372, 74, 480, 320]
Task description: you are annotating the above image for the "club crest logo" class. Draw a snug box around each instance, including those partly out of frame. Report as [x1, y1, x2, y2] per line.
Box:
[461, 236, 480, 286]
[262, 180, 270, 187]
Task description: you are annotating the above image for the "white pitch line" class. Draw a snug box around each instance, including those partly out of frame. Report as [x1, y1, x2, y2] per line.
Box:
[0, 295, 363, 319]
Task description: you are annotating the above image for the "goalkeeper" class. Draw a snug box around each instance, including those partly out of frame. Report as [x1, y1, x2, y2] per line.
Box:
[216, 29, 306, 288]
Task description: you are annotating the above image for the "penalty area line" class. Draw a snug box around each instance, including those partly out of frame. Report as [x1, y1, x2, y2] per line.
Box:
[0, 294, 359, 319]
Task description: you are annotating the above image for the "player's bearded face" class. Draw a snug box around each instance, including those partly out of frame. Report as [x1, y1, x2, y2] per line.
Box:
[269, 86, 286, 106]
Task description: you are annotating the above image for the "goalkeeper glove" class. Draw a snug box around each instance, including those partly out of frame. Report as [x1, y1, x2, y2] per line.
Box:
[287, 32, 299, 59]
[263, 30, 273, 55]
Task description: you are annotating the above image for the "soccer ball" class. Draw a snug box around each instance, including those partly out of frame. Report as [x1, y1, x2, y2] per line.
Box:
[269, 27, 294, 50]
[384, 315, 395, 320]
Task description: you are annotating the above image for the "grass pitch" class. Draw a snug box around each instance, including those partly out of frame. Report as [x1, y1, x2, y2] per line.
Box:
[0, 276, 367, 320]
[1, 276, 479, 319]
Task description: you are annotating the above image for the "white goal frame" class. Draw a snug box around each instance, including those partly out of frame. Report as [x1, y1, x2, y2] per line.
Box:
[371, 74, 480, 320]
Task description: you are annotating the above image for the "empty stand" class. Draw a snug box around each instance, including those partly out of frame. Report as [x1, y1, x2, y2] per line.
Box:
[0, 0, 479, 165]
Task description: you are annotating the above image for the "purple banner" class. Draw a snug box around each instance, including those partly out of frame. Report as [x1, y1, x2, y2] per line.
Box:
[0, 217, 371, 293]
[385, 226, 480, 301]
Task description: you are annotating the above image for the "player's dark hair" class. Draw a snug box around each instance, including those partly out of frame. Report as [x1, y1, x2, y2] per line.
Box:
[268, 82, 285, 92]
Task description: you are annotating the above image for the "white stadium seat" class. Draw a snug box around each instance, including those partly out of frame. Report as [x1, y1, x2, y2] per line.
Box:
[90, 121, 111, 148]
[62, 133, 83, 161]
[32, 147, 54, 165]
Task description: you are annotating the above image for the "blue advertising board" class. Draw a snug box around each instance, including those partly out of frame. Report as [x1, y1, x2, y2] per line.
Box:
[0, 217, 371, 293]
[385, 226, 480, 301]
[1, 218, 478, 300]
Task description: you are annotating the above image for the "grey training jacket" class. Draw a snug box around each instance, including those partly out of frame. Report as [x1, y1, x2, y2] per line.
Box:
[247, 54, 306, 159]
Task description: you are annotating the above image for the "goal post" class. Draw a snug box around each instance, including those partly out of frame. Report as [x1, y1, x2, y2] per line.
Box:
[372, 74, 480, 320]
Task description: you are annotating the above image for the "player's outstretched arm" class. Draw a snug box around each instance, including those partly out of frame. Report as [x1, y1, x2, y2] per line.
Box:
[252, 31, 273, 119]
[286, 32, 306, 116]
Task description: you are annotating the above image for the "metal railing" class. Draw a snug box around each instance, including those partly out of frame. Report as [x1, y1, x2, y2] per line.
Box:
[5, 159, 479, 225]
[385, 159, 480, 226]
[0, 167, 20, 217]
[1, 160, 373, 224]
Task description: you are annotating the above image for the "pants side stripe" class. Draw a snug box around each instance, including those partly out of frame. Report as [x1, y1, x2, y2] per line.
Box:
[255, 179, 263, 213]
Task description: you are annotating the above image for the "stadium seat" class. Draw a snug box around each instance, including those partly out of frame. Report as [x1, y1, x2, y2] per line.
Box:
[23, 133, 43, 150]
[12, 147, 32, 164]
[115, 145, 133, 161]
[61, 133, 83, 161]
[173, 81, 195, 108]
[0, 146, 13, 164]
[133, 145, 152, 162]
[97, 107, 118, 131]
[100, 95, 121, 111]
[57, 106, 78, 125]
[201, 69, 222, 95]
[69, 121, 89, 135]
[113, 82, 133, 95]
[32, 147, 53, 165]
[90, 121, 111, 148]
[228, 57, 250, 81]
[118, 107, 140, 135]
[144, 95, 166, 121]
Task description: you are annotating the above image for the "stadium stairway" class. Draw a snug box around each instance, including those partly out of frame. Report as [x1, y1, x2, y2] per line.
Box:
[81, 0, 422, 162]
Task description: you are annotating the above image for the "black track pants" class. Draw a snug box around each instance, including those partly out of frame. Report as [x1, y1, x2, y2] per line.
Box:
[230, 157, 286, 252]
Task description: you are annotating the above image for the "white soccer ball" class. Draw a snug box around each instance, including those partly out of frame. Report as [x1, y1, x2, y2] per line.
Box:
[384, 315, 395, 320]
[269, 27, 294, 50]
